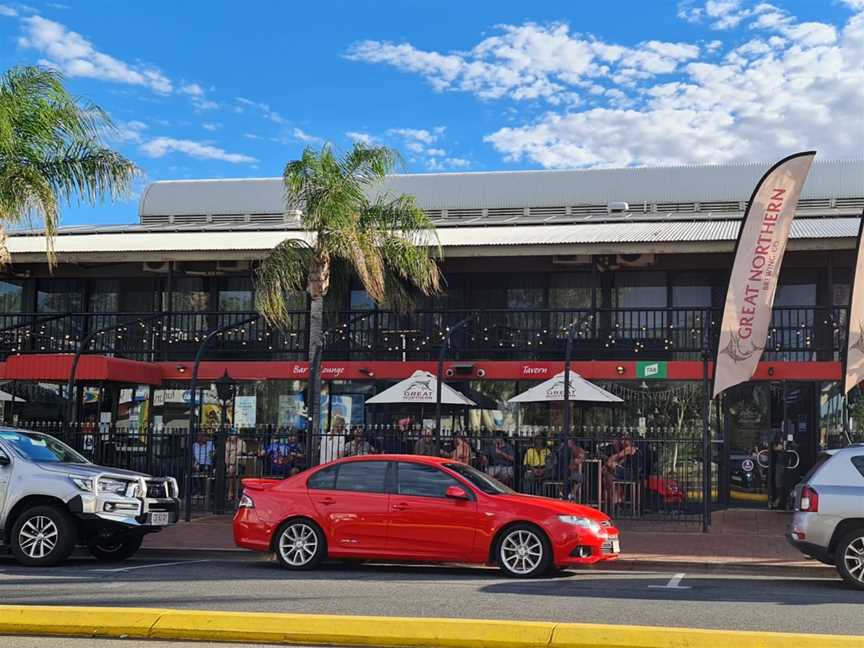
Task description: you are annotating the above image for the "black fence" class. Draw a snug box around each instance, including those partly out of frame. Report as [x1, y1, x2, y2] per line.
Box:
[25, 422, 706, 523]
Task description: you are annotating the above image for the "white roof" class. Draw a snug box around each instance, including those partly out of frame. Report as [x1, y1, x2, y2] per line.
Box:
[5, 217, 859, 261]
[140, 159, 864, 216]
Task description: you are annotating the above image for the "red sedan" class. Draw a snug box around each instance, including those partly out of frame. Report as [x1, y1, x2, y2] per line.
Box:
[233, 454, 620, 578]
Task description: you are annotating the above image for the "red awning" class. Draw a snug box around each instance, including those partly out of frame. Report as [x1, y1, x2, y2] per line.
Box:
[4, 354, 163, 385]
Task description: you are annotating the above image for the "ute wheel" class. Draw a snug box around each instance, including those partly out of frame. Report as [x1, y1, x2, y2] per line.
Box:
[496, 523, 553, 578]
[836, 529, 864, 590]
[274, 519, 326, 570]
[10, 505, 76, 567]
[88, 535, 144, 562]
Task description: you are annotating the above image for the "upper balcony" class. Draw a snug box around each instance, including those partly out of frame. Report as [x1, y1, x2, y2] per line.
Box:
[0, 305, 847, 366]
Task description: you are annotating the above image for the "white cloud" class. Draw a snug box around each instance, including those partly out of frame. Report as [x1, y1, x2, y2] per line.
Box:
[235, 97, 286, 124]
[387, 127, 443, 144]
[139, 137, 257, 164]
[201, 122, 221, 131]
[291, 127, 322, 144]
[841, 0, 864, 9]
[179, 83, 204, 97]
[347, 23, 698, 104]
[19, 16, 172, 93]
[426, 157, 471, 170]
[345, 130, 378, 145]
[0, 4, 17, 16]
[109, 119, 147, 144]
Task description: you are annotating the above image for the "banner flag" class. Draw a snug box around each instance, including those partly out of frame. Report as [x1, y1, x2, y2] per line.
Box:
[713, 151, 816, 398]
[844, 212, 864, 394]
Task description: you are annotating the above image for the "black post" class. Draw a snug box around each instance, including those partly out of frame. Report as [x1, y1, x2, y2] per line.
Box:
[307, 343, 323, 465]
[701, 324, 712, 533]
[67, 313, 163, 426]
[563, 321, 578, 439]
[435, 316, 473, 440]
[184, 315, 258, 521]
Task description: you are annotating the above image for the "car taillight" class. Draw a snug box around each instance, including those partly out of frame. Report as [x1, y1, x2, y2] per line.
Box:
[238, 493, 255, 509]
[800, 485, 819, 512]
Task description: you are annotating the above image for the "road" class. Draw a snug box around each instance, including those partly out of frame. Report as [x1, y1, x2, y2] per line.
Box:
[0, 552, 862, 637]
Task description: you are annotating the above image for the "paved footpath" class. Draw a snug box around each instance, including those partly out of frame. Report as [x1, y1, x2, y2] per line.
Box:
[0, 553, 860, 636]
[144, 508, 831, 575]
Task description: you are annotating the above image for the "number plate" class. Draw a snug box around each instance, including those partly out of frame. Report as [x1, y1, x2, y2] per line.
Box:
[611, 538, 621, 553]
[148, 512, 171, 526]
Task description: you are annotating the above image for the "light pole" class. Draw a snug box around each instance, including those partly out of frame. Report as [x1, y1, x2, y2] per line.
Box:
[213, 369, 236, 515]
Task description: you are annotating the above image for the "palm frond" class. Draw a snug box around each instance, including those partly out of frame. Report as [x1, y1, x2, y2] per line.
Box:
[254, 238, 313, 326]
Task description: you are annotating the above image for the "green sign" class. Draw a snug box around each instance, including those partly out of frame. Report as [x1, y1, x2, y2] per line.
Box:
[636, 361, 667, 379]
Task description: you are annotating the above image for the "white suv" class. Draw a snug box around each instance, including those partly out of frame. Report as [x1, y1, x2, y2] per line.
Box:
[787, 445, 864, 589]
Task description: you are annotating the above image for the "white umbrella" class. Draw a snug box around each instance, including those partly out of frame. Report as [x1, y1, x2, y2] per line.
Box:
[508, 371, 622, 404]
[0, 390, 23, 402]
[366, 370, 476, 406]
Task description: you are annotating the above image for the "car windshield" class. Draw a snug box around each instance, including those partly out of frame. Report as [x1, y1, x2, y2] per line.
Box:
[0, 430, 88, 464]
[444, 462, 514, 495]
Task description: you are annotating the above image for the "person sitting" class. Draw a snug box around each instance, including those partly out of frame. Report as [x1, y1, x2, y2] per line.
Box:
[487, 433, 515, 486]
[413, 426, 438, 456]
[340, 427, 377, 458]
[568, 440, 586, 502]
[523, 435, 550, 494]
[450, 434, 473, 464]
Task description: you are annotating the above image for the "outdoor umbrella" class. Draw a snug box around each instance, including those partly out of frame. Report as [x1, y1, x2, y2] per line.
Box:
[507, 371, 622, 404]
[366, 370, 476, 406]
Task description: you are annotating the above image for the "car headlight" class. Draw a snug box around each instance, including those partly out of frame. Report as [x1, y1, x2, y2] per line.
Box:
[97, 477, 131, 495]
[558, 515, 602, 532]
[70, 476, 94, 492]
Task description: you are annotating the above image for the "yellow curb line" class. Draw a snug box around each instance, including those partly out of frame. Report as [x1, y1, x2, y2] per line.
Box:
[0, 605, 859, 647]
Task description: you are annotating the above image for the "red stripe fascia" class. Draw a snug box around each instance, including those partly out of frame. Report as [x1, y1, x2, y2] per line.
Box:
[159, 360, 842, 382]
[1, 355, 841, 383]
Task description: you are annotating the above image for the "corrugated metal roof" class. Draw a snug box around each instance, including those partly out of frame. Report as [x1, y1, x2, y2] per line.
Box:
[139, 159, 864, 215]
[6, 217, 859, 257]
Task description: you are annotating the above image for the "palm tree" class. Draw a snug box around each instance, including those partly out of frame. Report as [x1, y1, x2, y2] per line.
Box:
[0, 66, 137, 264]
[255, 143, 442, 442]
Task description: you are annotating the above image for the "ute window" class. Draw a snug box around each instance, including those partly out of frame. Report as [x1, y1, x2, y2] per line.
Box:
[0, 430, 87, 464]
[397, 462, 467, 499]
[851, 456, 864, 479]
[334, 460, 389, 493]
[307, 465, 338, 490]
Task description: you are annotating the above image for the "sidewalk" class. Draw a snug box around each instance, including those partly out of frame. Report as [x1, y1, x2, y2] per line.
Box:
[143, 508, 833, 576]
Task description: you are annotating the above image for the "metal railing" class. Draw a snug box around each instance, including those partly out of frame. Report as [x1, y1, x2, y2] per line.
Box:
[0, 305, 846, 362]
[26, 422, 707, 523]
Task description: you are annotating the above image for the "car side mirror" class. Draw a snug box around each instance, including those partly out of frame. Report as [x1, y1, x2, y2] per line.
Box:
[445, 485, 469, 500]
[0, 454, 9, 467]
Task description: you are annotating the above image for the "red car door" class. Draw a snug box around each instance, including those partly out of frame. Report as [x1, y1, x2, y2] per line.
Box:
[386, 461, 481, 560]
[308, 460, 391, 556]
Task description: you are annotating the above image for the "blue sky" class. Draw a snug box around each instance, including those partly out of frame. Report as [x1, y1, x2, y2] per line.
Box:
[0, 0, 861, 225]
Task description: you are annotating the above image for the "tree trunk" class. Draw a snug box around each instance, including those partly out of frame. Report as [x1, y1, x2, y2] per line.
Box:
[307, 294, 325, 466]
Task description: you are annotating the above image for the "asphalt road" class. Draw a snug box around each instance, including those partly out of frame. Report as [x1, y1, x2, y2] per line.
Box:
[0, 552, 862, 637]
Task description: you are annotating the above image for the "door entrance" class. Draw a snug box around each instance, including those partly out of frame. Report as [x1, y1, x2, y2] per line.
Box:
[720, 381, 817, 508]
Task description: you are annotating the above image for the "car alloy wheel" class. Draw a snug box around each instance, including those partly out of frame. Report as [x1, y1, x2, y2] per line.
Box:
[19, 515, 59, 560]
[278, 522, 320, 568]
[841, 533, 864, 586]
[500, 528, 545, 576]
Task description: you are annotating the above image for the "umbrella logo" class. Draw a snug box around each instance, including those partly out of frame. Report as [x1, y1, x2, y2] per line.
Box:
[545, 380, 567, 399]
[403, 379, 434, 402]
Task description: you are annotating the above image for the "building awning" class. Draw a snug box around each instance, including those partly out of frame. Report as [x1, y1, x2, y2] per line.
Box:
[4, 355, 163, 385]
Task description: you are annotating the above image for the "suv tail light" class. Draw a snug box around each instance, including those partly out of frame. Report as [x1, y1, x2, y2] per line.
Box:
[800, 485, 819, 512]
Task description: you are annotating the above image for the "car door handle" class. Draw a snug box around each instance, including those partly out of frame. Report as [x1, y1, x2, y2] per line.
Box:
[317, 497, 336, 505]
[391, 503, 409, 511]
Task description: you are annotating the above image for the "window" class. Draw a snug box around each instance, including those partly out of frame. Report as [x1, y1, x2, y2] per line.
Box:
[444, 463, 513, 495]
[851, 456, 864, 479]
[171, 278, 209, 311]
[549, 273, 592, 309]
[0, 280, 23, 313]
[398, 462, 463, 498]
[307, 465, 338, 490]
[89, 279, 119, 313]
[334, 460, 388, 493]
[219, 277, 253, 312]
[37, 279, 82, 312]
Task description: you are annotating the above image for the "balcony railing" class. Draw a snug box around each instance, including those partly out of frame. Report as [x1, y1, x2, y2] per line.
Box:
[0, 306, 847, 363]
